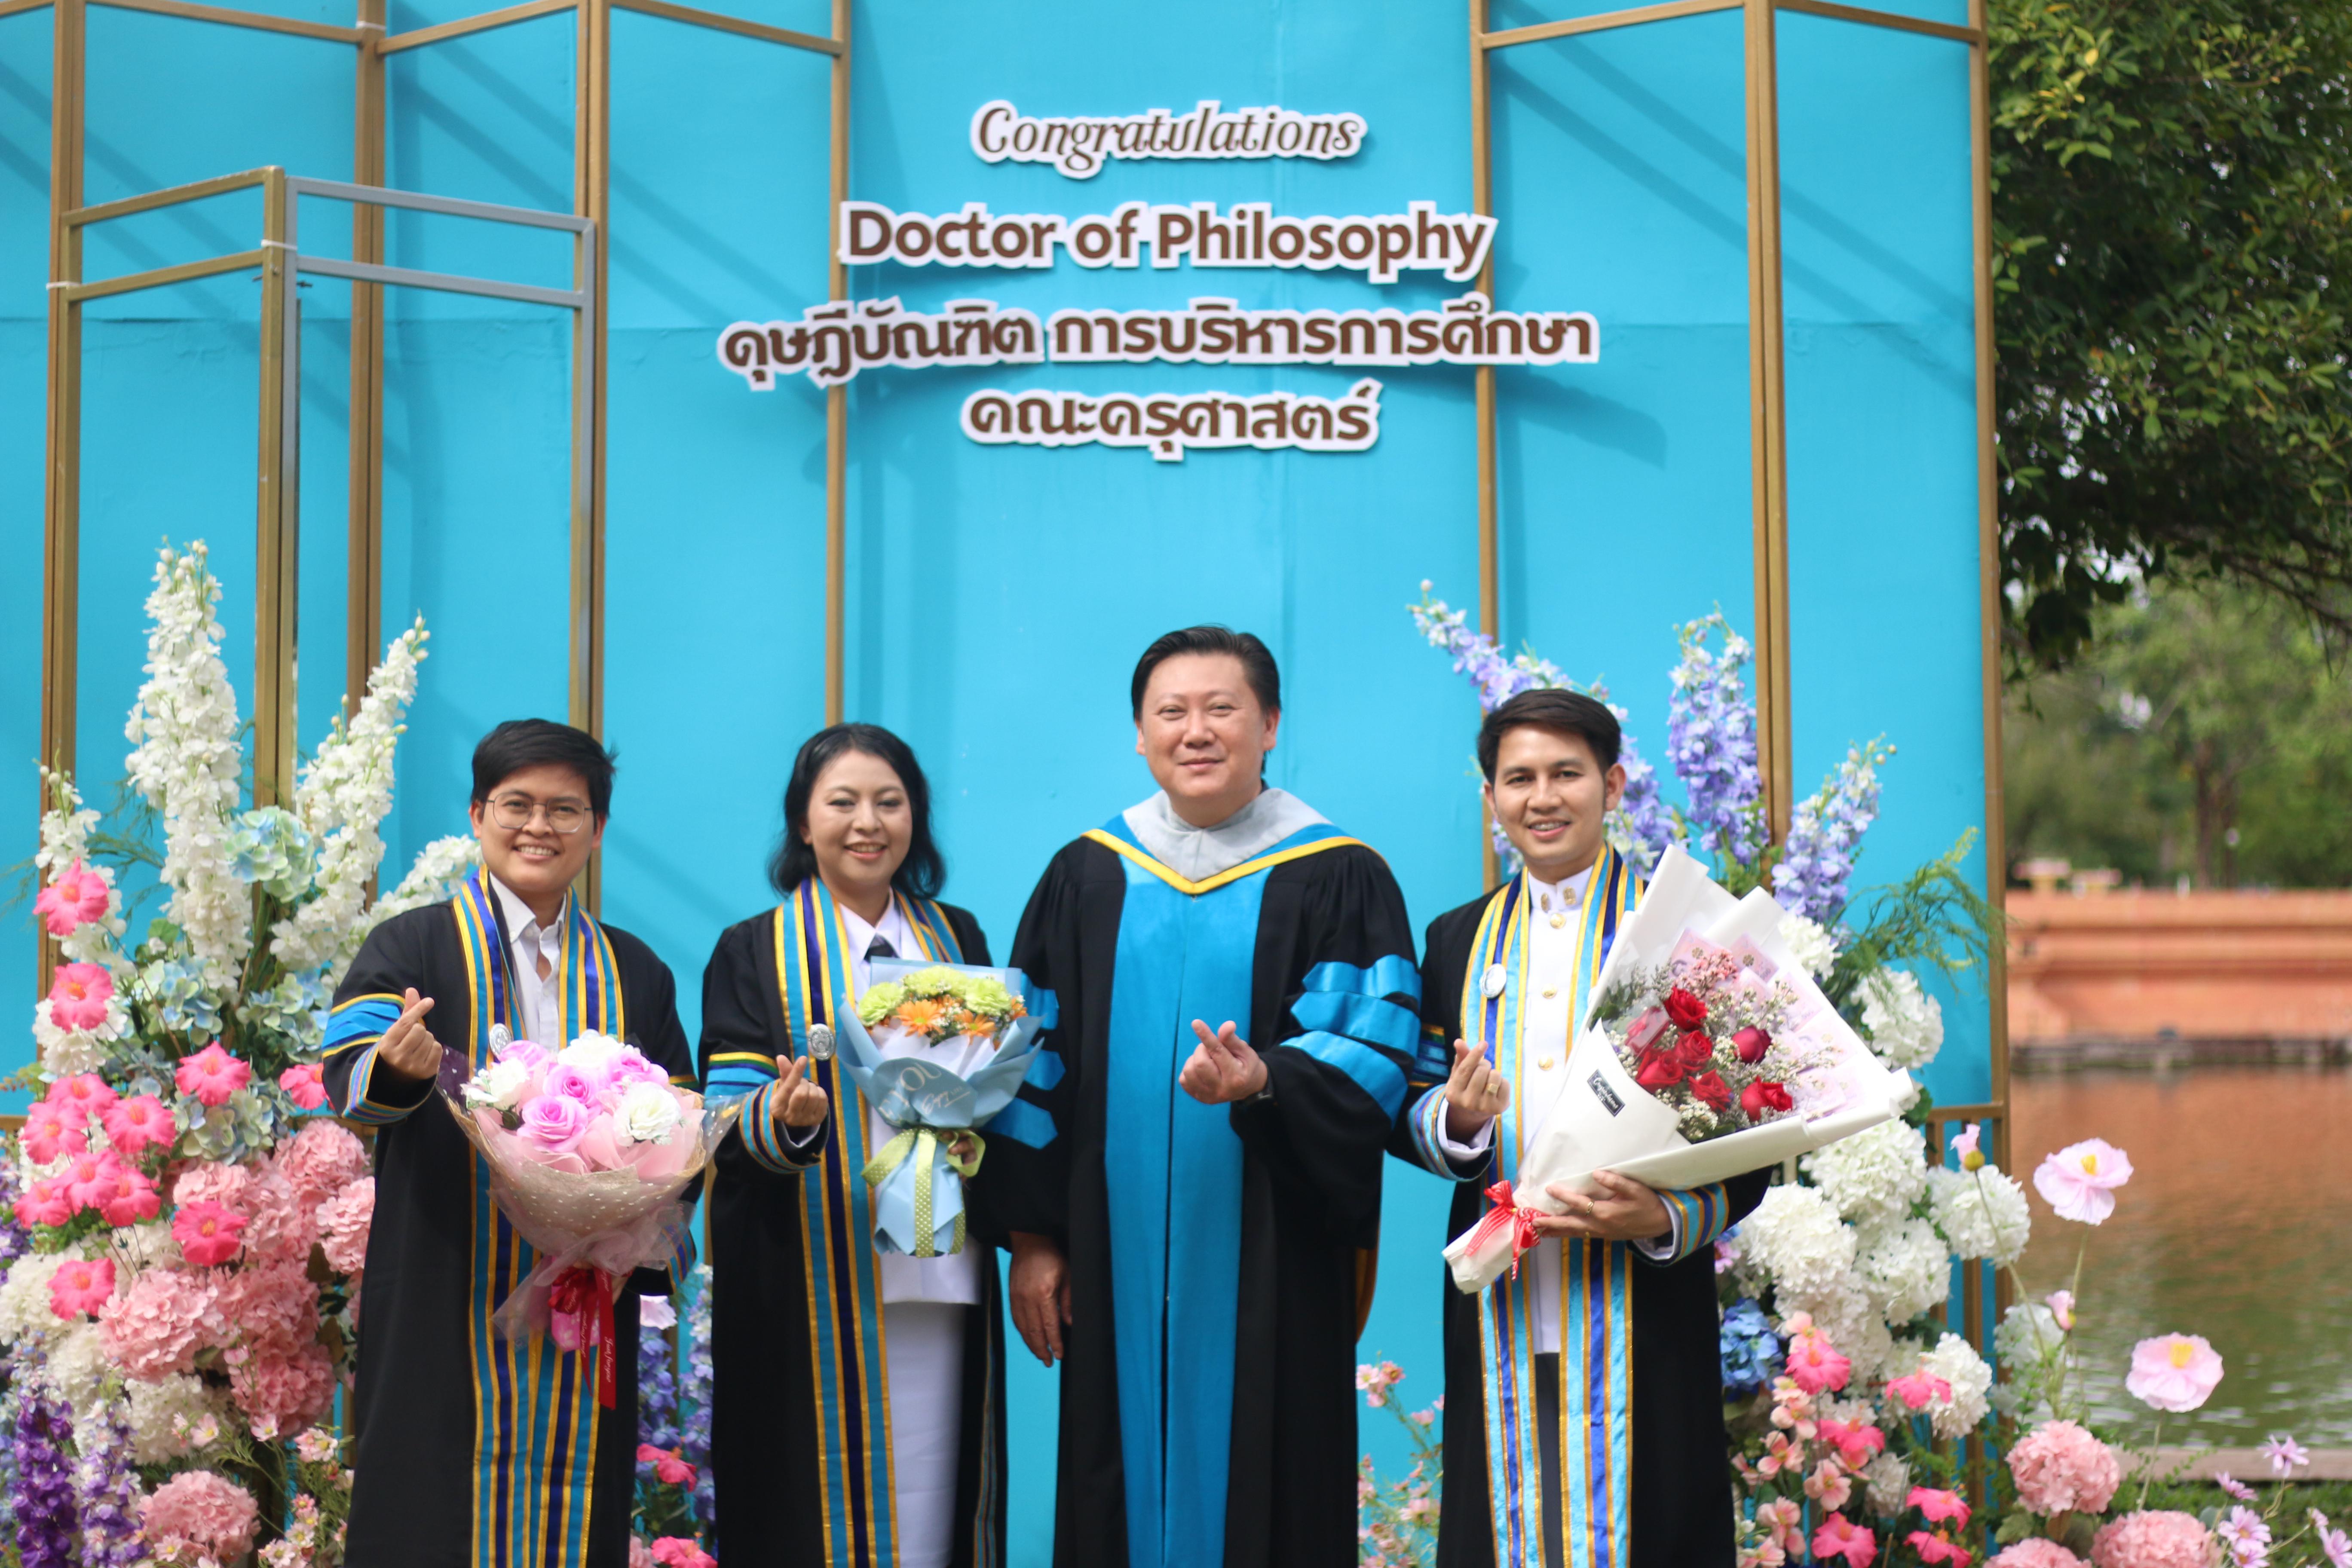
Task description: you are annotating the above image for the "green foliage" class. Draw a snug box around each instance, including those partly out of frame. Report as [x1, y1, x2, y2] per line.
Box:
[1827, 829, 2004, 1011]
[1989, 0, 2352, 668]
[2006, 578, 2352, 885]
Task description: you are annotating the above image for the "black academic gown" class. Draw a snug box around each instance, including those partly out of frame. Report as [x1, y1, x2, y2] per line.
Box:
[976, 823, 1421, 1568]
[1415, 890, 1770, 1568]
[322, 888, 695, 1568]
[698, 888, 1008, 1568]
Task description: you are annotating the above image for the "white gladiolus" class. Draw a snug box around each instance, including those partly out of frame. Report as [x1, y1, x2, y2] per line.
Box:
[616, 1081, 684, 1145]
[1926, 1164, 2030, 1266]
[1801, 1120, 1927, 1228]
[1776, 912, 1839, 981]
[1852, 1215, 1951, 1325]
[1858, 968, 1944, 1070]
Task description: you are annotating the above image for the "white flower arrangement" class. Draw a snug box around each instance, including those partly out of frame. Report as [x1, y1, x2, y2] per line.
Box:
[1857, 967, 1945, 1070]
[1912, 1330, 1995, 1439]
[1853, 1215, 1952, 1324]
[1776, 911, 1841, 982]
[1801, 1120, 1928, 1228]
[125, 1373, 224, 1464]
[1734, 1183, 1856, 1302]
[1926, 1163, 2031, 1265]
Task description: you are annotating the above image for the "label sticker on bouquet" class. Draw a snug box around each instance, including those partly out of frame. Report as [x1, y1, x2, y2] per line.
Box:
[1587, 1071, 1624, 1116]
[1481, 963, 1507, 999]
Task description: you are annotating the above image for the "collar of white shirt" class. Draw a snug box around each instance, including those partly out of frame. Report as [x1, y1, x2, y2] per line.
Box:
[1525, 862, 1594, 914]
[837, 891, 919, 979]
[487, 872, 569, 951]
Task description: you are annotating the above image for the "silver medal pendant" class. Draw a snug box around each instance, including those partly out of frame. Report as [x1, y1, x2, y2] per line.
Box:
[806, 1022, 836, 1062]
[1481, 963, 1507, 999]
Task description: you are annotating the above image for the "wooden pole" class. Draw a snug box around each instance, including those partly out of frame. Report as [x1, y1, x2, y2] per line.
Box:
[1743, 0, 1793, 842]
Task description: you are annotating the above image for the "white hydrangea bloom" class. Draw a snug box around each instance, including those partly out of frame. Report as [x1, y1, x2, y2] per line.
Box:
[33, 991, 133, 1080]
[1777, 913, 1839, 981]
[1862, 1451, 1913, 1516]
[1858, 968, 1944, 1070]
[1734, 1183, 1856, 1302]
[1996, 1301, 2065, 1368]
[0, 1253, 71, 1347]
[1926, 1164, 2030, 1265]
[122, 545, 249, 993]
[45, 1320, 110, 1411]
[1792, 1279, 1902, 1386]
[1852, 1215, 1951, 1325]
[1918, 1330, 1994, 1439]
[273, 620, 430, 977]
[126, 1374, 220, 1463]
[1801, 1121, 1927, 1228]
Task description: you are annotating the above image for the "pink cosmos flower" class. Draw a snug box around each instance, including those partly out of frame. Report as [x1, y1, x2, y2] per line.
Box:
[50, 1072, 118, 1114]
[1803, 1457, 1853, 1512]
[2215, 1505, 2270, 1565]
[175, 1042, 252, 1107]
[1812, 1513, 1876, 1568]
[278, 1063, 328, 1110]
[649, 1540, 716, 1568]
[2007, 1419, 2122, 1515]
[173, 1199, 248, 1267]
[2217, 1474, 2257, 1502]
[19, 1101, 83, 1165]
[1888, 1371, 1953, 1411]
[2259, 1434, 2309, 1478]
[142, 1470, 260, 1561]
[1785, 1326, 1852, 1394]
[15, 1177, 72, 1228]
[518, 1093, 590, 1153]
[1356, 1360, 1406, 1409]
[1912, 1488, 1972, 1528]
[2090, 1510, 2219, 1568]
[46, 961, 113, 1031]
[2049, 1289, 2076, 1330]
[34, 862, 110, 936]
[2034, 1138, 2134, 1225]
[2126, 1334, 2224, 1413]
[1954, 1122, 1984, 1170]
[1989, 1543, 2086, 1568]
[2311, 1513, 2352, 1568]
[102, 1093, 174, 1157]
[96, 1164, 160, 1227]
[48, 1256, 115, 1318]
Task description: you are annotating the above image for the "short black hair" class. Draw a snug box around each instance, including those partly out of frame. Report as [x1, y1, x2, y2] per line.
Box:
[1476, 689, 1621, 780]
[471, 719, 617, 818]
[767, 723, 946, 902]
[1129, 626, 1281, 719]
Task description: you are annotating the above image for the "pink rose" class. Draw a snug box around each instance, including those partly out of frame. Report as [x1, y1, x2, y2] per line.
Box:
[1731, 1026, 1771, 1064]
[46, 961, 113, 1031]
[518, 1093, 589, 1153]
[2125, 1334, 2223, 1413]
[499, 1039, 554, 1071]
[102, 1093, 174, 1157]
[175, 1042, 252, 1108]
[173, 1199, 248, 1267]
[34, 861, 110, 937]
[606, 1049, 669, 1090]
[544, 1063, 601, 1103]
[278, 1063, 328, 1110]
[48, 1256, 115, 1319]
[2034, 1138, 2133, 1225]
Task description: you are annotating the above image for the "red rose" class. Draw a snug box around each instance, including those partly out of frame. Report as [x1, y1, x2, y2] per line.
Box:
[1663, 987, 1708, 1030]
[1690, 1071, 1732, 1110]
[1732, 1026, 1771, 1065]
[1675, 1030, 1713, 1068]
[1740, 1080, 1793, 1118]
[1636, 1054, 1686, 1090]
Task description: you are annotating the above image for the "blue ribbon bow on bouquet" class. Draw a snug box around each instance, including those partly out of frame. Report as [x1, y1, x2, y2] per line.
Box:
[832, 961, 1054, 1257]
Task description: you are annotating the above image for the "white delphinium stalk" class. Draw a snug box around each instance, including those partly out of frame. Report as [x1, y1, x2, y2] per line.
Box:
[122, 544, 249, 992]
[1801, 1120, 1927, 1228]
[1851, 1215, 1951, 1325]
[1915, 1331, 1994, 1439]
[367, 836, 482, 928]
[1858, 968, 1944, 1071]
[1926, 1164, 2030, 1266]
[1776, 912, 1839, 981]
[36, 770, 127, 968]
[272, 619, 431, 977]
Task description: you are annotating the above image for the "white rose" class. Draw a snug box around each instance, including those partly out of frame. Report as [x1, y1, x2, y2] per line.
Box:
[616, 1081, 683, 1145]
[463, 1058, 531, 1111]
[560, 1031, 629, 1072]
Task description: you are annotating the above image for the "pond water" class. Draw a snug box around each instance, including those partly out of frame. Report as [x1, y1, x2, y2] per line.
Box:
[2009, 1063, 2352, 1446]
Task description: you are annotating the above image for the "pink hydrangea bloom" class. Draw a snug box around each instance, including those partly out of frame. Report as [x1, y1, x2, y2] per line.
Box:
[1813, 1514, 1877, 1568]
[48, 1256, 115, 1319]
[34, 862, 110, 936]
[47, 962, 113, 1031]
[275, 1120, 369, 1210]
[317, 1178, 375, 1277]
[175, 1042, 252, 1108]
[2090, 1510, 2220, 1568]
[2034, 1139, 2134, 1225]
[236, 1163, 314, 1264]
[101, 1268, 218, 1376]
[218, 1259, 322, 1354]
[2126, 1334, 2225, 1413]
[230, 1336, 338, 1436]
[142, 1468, 260, 1560]
[1991, 1543, 2086, 1568]
[174, 1159, 252, 1214]
[102, 1093, 174, 1158]
[15, 1177, 72, 1228]
[173, 1200, 248, 1267]
[278, 1063, 328, 1110]
[1786, 1326, 1853, 1394]
[2008, 1419, 2123, 1515]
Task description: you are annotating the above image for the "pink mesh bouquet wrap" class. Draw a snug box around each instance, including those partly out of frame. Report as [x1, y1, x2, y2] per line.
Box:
[441, 1029, 737, 1405]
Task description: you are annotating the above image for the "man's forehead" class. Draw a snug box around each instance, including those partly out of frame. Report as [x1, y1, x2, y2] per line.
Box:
[1497, 724, 1600, 768]
[488, 764, 592, 801]
[1145, 652, 1253, 702]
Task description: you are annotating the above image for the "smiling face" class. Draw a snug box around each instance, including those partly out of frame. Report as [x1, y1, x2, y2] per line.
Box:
[801, 747, 912, 921]
[469, 762, 603, 918]
[1483, 723, 1625, 885]
[1135, 651, 1280, 828]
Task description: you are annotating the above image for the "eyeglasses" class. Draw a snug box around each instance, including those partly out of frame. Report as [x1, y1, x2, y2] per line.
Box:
[487, 795, 590, 835]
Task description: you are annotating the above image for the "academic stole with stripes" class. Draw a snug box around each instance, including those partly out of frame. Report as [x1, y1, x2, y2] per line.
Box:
[449, 871, 628, 1568]
[767, 880, 1002, 1568]
[1462, 845, 1644, 1568]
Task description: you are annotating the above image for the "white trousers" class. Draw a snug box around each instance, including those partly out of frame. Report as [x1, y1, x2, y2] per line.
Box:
[882, 1302, 967, 1568]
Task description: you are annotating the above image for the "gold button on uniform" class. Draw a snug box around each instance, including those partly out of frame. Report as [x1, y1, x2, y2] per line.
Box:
[1549, 913, 1567, 929]
[1537, 1056, 1555, 1070]
[1541, 986, 1557, 998]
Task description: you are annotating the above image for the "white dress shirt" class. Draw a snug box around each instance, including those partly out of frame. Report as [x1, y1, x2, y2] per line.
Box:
[1437, 864, 1679, 1353]
[488, 875, 567, 1048]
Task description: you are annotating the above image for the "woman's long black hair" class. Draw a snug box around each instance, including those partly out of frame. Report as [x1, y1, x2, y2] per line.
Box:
[767, 723, 946, 900]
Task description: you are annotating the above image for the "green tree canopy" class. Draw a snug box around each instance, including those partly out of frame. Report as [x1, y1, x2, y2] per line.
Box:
[1990, 0, 2352, 668]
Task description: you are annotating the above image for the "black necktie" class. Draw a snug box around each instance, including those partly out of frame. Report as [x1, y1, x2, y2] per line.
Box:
[867, 934, 896, 961]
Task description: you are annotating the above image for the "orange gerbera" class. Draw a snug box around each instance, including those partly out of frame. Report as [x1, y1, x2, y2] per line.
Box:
[895, 998, 951, 1035]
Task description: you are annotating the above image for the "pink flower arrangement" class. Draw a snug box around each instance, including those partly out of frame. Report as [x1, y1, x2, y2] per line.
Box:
[2034, 1138, 2134, 1225]
[1888, 1369, 1954, 1411]
[276, 1119, 370, 1210]
[1785, 1321, 1852, 1395]
[175, 1042, 252, 1107]
[48, 1256, 116, 1318]
[1991, 1543, 2087, 1568]
[637, 1443, 698, 1487]
[2090, 1510, 2220, 1568]
[102, 1093, 174, 1155]
[2008, 1419, 2123, 1516]
[35, 861, 110, 935]
[47, 961, 114, 1031]
[2125, 1334, 2225, 1413]
[1813, 1513, 1877, 1568]
[278, 1062, 328, 1110]
[318, 1177, 375, 1277]
[173, 1200, 248, 1267]
[461, 1033, 697, 1177]
[141, 1469, 260, 1561]
[649, 1540, 717, 1568]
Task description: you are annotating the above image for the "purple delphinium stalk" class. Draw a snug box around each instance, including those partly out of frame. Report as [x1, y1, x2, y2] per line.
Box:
[1771, 739, 1891, 925]
[13, 1360, 80, 1568]
[1666, 614, 1766, 872]
[682, 1265, 715, 1522]
[637, 1299, 682, 1477]
[75, 1397, 142, 1568]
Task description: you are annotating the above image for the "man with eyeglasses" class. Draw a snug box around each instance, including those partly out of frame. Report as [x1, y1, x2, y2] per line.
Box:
[322, 718, 698, 1568]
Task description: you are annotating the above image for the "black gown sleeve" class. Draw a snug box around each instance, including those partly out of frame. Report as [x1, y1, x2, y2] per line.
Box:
[1388, 898, 1493, 1181]
[699, 915, 827, 1179]
[1231, 844, 1421, 1250]
[322, 909, 442, 1124]
[970, 845, 1083, 1246]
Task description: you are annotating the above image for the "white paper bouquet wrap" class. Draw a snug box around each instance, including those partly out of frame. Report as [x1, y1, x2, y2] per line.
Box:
[1445, 845, 1911, 1293]
[441, 1030, 739, 1403]
[836, 959, 1047, 1258]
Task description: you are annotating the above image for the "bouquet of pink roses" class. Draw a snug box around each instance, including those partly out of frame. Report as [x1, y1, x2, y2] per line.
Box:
[449, 1029, 734, 1405]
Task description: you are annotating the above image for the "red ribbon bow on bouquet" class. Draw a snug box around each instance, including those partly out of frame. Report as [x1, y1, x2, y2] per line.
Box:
[547, 1265, 620, 1408]
[1463, 1181, 1543, 1279]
